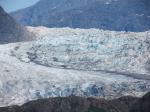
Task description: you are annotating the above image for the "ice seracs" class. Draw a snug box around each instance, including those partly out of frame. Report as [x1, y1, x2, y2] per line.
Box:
[0, 27, 149, 107]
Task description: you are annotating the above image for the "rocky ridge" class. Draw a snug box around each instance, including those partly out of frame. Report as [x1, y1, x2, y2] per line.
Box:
[0, 92, 150, 112]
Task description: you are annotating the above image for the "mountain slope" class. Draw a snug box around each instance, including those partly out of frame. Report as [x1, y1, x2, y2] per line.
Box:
[0, 6, 33, 44]
[11, 0, 150, 32]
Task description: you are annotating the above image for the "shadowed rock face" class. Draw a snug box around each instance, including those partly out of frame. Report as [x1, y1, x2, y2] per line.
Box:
[0, 95, 138, 112]
[129, 92, 150, 112]
[0, 6, 33, 44]
[11, 0, 150, 32]
[1, 92, 150, 112]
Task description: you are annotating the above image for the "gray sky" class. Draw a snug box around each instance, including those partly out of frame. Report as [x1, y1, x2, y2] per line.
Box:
[0, 0, 40, 12]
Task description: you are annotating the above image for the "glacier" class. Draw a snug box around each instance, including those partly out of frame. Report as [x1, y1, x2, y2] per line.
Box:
[0, 27, 149, 106]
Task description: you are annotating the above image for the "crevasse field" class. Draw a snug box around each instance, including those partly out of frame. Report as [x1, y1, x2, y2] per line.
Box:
[0, 27, 149, 106]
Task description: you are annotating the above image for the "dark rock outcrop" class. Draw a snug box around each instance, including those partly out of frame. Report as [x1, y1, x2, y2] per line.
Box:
[0, 95, 138, 112]
[129, 92, 150, 112]
[1, 92, 150, 112]
[11, 0, 150, 32]
[0, 6, 33, 44]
